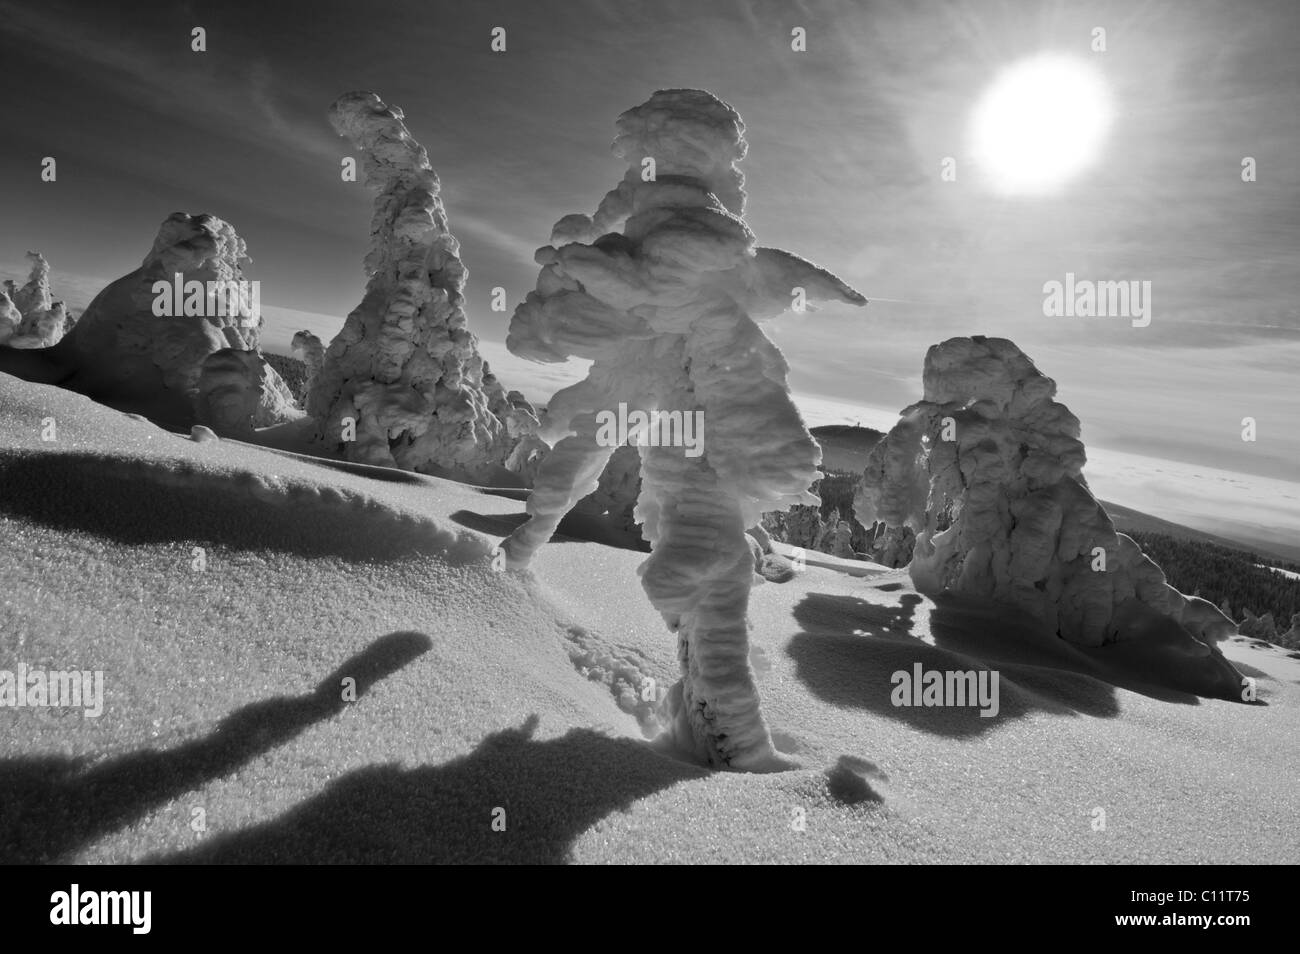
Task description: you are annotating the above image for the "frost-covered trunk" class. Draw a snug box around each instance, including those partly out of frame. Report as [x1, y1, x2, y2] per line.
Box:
[638, 441, 774, 769]
[502, 423, 618, 569]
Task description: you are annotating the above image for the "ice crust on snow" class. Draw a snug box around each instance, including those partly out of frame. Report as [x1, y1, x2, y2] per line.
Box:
[502, 89, 866, 769]
[308, 92, 539, 479]
[855, 336, 1245, 685]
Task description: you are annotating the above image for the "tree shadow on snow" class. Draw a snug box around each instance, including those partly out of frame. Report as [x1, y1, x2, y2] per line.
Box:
[785, 591, 1125, 737]
[0, 451, 479, 563]
[927, 594, 1246, 706]
[253, 449, 431, 485]
[449, 509, 530, 537]
[149, 713, 704, 864]
[0, 631, 433, 864]
[449, 508, 650, 554]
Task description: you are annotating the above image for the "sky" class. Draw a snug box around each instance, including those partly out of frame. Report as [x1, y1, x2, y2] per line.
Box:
[1, 0, 1297, 498]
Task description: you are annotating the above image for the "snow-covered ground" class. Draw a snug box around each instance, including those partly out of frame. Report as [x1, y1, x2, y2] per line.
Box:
[1257, 565, 1300, 582]
[2, 371, 1296, 863]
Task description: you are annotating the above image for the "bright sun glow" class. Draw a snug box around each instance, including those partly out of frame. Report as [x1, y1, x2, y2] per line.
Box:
[969, 53, 1113, 196]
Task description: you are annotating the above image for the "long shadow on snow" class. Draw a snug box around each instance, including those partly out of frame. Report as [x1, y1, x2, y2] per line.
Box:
[0, 631, 432, 864]
[151, 713, 705, 864]
[786, 591, 1126, 737]
[0, 450, 480, 563]
[450, 508, 651, 554]
[926, 594, 1233, 706]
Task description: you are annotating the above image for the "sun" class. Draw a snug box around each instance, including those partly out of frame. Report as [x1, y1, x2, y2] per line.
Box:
[969, 53, 1113, 196]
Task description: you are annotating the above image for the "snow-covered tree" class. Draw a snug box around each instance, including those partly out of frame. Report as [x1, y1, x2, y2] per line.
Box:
[501, 89, 866, 768]
[290, 330, 325, 394]
[308, 92, 540, 480]
[855, 336, 1246, 698]
[6, 252, 70, 349]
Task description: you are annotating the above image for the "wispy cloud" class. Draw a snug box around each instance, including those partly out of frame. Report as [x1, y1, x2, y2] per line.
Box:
[1, 0, 1296, 486]
[0, 1, 342, 165]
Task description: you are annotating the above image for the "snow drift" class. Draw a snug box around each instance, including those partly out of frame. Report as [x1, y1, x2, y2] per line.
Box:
[502, 88, 867, 769]
[854, 336, 1246, 699]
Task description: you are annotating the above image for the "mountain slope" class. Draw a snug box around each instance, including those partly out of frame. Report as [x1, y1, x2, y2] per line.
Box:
[1, 373, 1296, 864]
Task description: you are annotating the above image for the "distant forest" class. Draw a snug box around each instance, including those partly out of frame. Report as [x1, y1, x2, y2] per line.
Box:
[816, 470, 859, 521]
[264, 351, 309, 405]
[1126, 531, 1299, 631]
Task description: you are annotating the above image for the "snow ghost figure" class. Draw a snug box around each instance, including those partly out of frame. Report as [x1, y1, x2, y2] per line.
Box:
[502, 89, 867, 769]
[11, 252, 53, 322]
[855, 336, 1245, 698]
[309, 92, 539, 480]
[5, 252, 70, 349]
[291, 330, 325, 392]
[0, 214, 289, 428]
[0, 290, 21, 345]
[196, 347, 302, 437]
[196, 348, 264, 438]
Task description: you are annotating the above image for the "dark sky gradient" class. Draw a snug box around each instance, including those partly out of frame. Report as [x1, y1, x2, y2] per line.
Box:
[1, 0, 1296, 481]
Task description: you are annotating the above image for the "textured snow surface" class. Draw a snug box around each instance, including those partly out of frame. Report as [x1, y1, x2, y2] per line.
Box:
[0, 372, 1295, 863]
[307, 92, 539, 479]
[856, 337, 1246, 699]
[503, 89, 866, 770]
